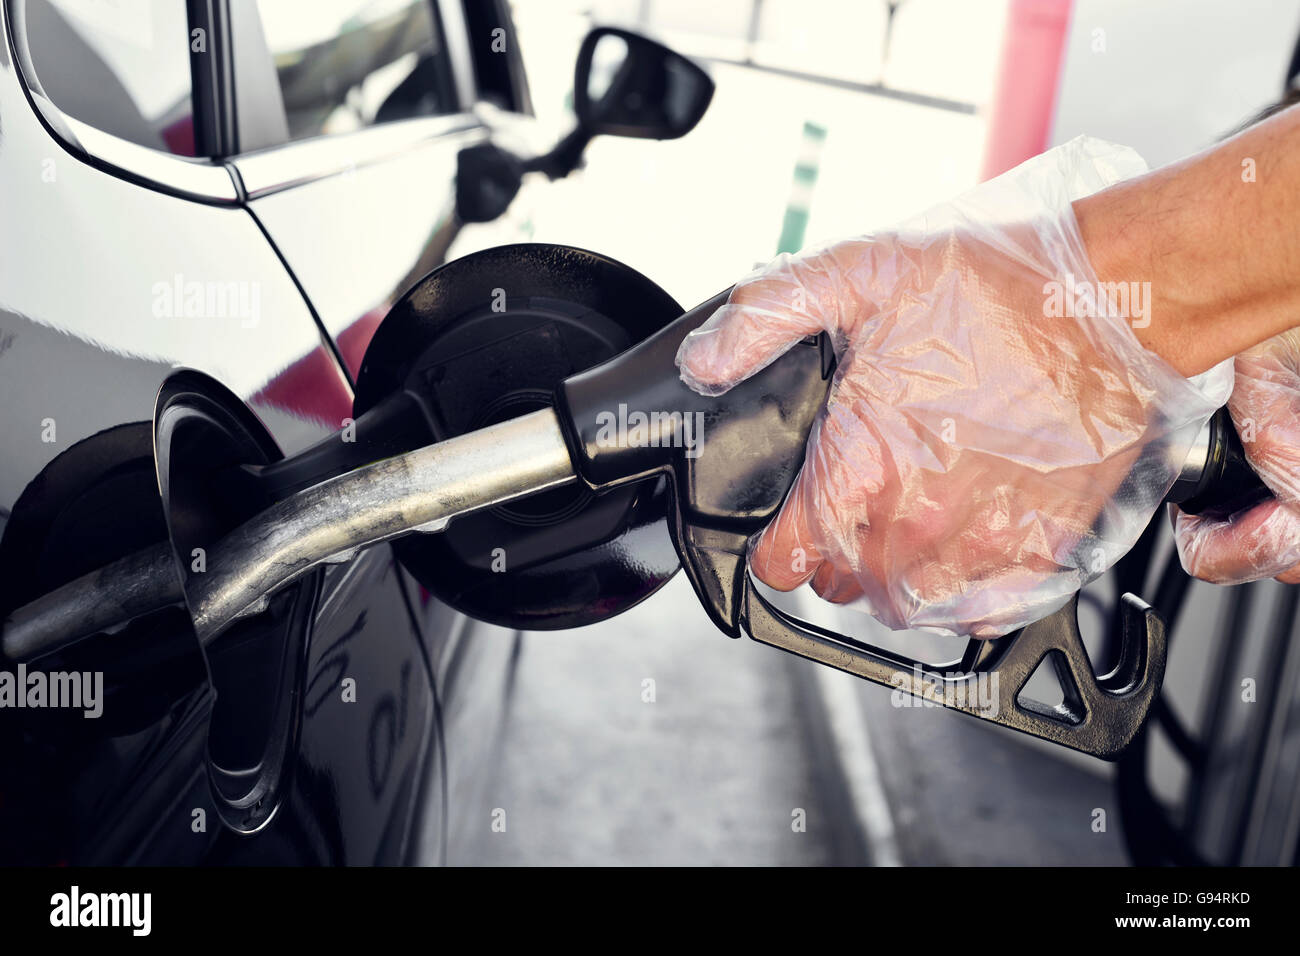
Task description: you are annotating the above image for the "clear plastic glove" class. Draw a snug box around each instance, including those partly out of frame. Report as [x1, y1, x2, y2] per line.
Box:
[676, 136, 1232, 638]
[1173, 329, 1300, 585]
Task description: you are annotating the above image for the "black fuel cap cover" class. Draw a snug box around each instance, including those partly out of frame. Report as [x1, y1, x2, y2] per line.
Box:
[353, 243, 684, 630]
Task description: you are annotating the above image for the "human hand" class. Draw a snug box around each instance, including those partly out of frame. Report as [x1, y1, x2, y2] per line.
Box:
[677, 138, 1232, 637]
[1174, 328, 1300, 585]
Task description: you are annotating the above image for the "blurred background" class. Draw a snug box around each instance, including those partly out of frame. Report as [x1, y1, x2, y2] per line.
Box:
[503, 0, 1000, 305]
[499, 0, 1292, 302]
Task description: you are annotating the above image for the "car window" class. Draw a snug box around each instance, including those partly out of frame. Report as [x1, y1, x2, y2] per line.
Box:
[253, 0, 459, 142]
[24, 0, 196, 156]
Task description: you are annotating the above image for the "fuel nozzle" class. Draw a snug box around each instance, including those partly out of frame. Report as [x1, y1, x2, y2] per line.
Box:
[1, 256, 1274, 760]
[1171, 408, 1272, 520]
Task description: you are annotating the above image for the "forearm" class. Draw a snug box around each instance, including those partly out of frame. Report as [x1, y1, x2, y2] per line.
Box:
[1074, 104, 1300, 377]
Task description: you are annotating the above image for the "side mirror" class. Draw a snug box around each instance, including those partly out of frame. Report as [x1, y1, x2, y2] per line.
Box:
[574, 27, 714, 140]
[456, 28, 713, 221]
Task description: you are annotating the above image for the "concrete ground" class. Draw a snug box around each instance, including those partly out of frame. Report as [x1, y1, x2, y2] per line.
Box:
[450, 577, 864, 865]
[454, 577, 1128, 865]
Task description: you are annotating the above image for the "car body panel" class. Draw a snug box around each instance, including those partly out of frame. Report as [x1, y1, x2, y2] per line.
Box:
[0, 0, 474, 864]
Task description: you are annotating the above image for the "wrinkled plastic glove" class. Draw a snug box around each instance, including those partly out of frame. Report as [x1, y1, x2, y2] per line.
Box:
[676, 136, 1232, 638]
[1173, 329, 1300, 585]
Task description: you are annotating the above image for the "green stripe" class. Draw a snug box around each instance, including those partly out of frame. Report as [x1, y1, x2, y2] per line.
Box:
[777, 209, 810, 256]
[776, 123, 827, 254]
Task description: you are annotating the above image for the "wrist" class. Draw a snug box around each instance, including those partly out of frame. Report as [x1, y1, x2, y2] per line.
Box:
[1075, 107, 1300, 376]
[1073, 173, 1218, 377]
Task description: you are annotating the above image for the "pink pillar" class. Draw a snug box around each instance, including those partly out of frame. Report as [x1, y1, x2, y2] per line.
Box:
[980, 0, 1074, 181]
